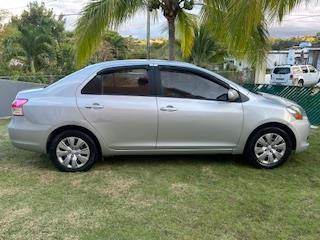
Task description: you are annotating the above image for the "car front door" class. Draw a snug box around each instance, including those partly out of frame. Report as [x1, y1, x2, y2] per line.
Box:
[307, 65, 319, 85]
[155, 66, 244, 151]
[77, 65, 158, 150]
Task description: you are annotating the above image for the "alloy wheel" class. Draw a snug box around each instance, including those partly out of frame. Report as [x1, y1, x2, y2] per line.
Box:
[254, 133, 286, 166]
[56, 137, 90, 169]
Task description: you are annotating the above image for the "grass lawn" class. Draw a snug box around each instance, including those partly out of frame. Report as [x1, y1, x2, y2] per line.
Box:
[0, 119, 319, 240]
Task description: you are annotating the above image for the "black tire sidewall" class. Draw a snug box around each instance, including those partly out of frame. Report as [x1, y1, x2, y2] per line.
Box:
[49, 130, 98, 172]
[298, 80, 304, 87]
[246, 127, 292, 169]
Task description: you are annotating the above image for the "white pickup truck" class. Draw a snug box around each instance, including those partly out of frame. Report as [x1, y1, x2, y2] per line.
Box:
[270, 65, 320, 87]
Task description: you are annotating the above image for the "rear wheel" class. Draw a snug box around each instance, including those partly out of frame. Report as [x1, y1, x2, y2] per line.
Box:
[49, 130, 99, 172]
[245, 127, 292, 169]
[298, 79, 304, 87]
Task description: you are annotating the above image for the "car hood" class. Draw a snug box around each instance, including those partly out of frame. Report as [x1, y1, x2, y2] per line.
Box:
[258, 92, 297, 107]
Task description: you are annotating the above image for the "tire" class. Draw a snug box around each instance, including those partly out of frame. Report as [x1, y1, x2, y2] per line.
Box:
[245, 127, 292, 169]
[298, 79, 304, 87]
[49, 130, 99, 172]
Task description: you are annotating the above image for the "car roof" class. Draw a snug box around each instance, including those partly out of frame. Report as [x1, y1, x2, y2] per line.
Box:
[274, 65, 310, 68]
[84, 59, 198, 70]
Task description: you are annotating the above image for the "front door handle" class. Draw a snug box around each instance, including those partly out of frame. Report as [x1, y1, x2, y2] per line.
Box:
[85, 103, 104, 110]
[160, 105, 177, 112]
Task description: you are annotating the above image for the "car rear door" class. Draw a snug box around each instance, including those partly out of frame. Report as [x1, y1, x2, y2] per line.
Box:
[155, 66, 243, 151]
[300, 65, 310, 85]
[307, 65, 319, 85]
[76, 65, 158, 150]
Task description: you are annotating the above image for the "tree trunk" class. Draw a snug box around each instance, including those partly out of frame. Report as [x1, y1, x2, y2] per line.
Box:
[30, 58, 35, 74]
[167, 17, 176, 60]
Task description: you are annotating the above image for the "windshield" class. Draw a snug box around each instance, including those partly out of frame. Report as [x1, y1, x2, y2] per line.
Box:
[273, 67, 290, 74]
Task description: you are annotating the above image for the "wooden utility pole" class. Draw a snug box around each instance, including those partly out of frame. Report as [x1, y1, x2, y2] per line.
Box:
[146, 9, 151, 59]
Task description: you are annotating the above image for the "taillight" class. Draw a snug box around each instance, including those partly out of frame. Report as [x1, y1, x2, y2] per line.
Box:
[11, 99, 28, 116]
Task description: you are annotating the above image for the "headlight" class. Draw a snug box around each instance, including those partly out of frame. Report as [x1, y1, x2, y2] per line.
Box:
[286, 105, 307, 120]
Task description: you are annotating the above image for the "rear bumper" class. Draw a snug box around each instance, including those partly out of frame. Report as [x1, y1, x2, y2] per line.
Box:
[291, 118, 310, 153]
[8, 117, 48, 153]
[270, 80, 293, 86]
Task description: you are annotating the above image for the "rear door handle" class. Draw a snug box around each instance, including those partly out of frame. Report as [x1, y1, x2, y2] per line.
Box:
[85, 103, 104, 110]
[160, 105, 177, 112]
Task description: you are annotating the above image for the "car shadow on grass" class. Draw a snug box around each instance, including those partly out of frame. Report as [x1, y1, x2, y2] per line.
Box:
[98, 154, 248, 168]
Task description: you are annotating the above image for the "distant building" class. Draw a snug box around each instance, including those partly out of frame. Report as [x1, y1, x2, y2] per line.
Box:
[267, 48, 310, 69]
[307, 48, 320, 70]
[267, 47, 320, 70]
[225, 45, 320, 83]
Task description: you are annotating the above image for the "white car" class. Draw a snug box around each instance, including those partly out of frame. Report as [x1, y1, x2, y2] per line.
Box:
[270, 65, 320, 87]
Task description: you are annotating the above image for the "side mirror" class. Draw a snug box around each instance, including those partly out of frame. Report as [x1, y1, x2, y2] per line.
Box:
[228, 89, 240, 102]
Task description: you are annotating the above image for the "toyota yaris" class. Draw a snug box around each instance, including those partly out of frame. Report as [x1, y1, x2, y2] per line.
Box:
[8, 60, 310, 171]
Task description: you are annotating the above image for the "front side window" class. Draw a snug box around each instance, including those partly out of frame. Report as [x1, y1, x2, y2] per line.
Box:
[81, 68, 150, 96]
[308, 66, 316, 73]
[160, 70, 229, 101]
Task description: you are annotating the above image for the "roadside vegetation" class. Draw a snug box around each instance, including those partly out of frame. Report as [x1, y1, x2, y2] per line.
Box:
[1, 1, 320, 84]
[0, 119, 319, 239]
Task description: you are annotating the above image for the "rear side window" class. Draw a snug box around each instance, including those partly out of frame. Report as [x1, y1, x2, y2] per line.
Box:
[273, 67, 290, 74]
[81, 68, 150, 96]
[102, 69, 149, 96]
[81, 75, 102, 95]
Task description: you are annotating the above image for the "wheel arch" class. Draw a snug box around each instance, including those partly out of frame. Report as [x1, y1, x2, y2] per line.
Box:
[245, 122, 296, 151]
[46, 125, 102, 156]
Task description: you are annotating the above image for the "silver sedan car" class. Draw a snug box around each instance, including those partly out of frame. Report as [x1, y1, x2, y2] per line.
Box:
[8, 60, 310, 171]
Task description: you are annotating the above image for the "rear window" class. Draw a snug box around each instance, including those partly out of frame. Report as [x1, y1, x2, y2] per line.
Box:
[273, 67, 290, 74]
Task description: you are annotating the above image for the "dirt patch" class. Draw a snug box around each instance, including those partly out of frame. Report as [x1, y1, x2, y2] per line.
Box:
[0, 187, 21, 197]
[170, 182, 197, 196]
[96, 177, 138, 198]
[38, 172, 56, 185]
[0, 207, 32, 230]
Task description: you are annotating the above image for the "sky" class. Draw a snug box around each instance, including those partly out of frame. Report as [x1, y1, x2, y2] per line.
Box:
[1, 0, 320, 39]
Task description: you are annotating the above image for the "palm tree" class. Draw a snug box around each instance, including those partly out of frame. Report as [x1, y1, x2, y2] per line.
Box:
[17, 26, 54, 73]
[75, 0, 196, 66]
[75, 0, 305, 67]
[187, 23, 226, 67]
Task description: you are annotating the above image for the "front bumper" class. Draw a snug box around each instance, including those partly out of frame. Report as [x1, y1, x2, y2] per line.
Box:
[291, 117, 310, 153]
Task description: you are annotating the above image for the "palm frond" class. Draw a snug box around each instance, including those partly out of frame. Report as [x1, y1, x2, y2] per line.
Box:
[201, 0, 298, 66]
[190, 23, 226, 66]
[176, 10, 196, 59]
[75, 0, 145, 67]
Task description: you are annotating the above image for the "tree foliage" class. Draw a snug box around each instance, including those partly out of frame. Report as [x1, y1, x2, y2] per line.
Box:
[201, 0, 306, 66]
[188, 23, 226, 67]
[75, 0, 197, 66]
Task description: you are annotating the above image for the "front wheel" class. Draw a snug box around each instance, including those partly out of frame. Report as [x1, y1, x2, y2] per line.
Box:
[245, 127, 292, 169]
[49, 130, 99, 172]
